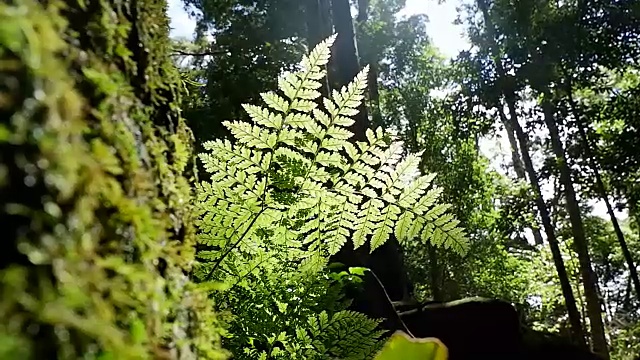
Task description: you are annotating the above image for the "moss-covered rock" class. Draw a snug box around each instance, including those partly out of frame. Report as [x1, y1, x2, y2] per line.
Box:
[0, 0, 226, 358]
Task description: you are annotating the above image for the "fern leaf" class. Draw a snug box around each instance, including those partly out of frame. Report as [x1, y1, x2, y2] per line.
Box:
[397, 172, 436, 208]
[301, 34, 336, 72]
[290, 99, 318, 113]
[316, 151, 346, 169]
[326, 125, 354, 140]
[285, 112, 314, 129]
[353, 198, 384, 248]
[224, 121, 277, 149]
[195, 36, 470, 360]
[370, 204, 400, 251]
[243, 104, 284, 129]
[394, 211, 415, 242]
[312, 108, 331, 127]
[413, 186, 444, 214]
[333, 115, 356, 127]
[261, 91, 290, 113]
[323, 98, 338, 118]
[320, 137, 345, 152]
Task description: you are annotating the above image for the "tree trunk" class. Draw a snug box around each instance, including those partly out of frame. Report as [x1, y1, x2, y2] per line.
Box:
[505, 96, 587, 347]
[304, 0, 333, 97]
[540, 94, 609, 359]
[476, 0, 586, 346]
[355, 0, 383, 126]
[566, 236, 589, 335]
[498, 108, 544, 245]
[357, 0, 369, 22]
[565, 84, 640, 303]
[630, 201, 640, 237]
[499, 108, 526, 179]
[428, 244, 444, 301]
[328, 0, 414, 333]
[623, 276, 633, 311]
[330, 0, 369, 139]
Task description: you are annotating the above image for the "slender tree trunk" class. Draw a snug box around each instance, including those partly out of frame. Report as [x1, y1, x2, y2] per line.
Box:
[629, 200, 640, 238]
[305, 0, 333, 47]
[540, 95, 609, 359]
[405, 105, 443, 301]
[505, 96, 586, 347]
[365, 63, 382, 126]
[499, 109, 526, 179]
[603, 289, 613, 328]
[565, 84, 640, 303]
[577, 285, 588, 343]
[330, 0, 369, 139]
[428, 244, 444, 301]
[498, 108, 544, 245]
[623, 276, 632, 311]
[304, 0, 333, 96]
[476, 0, 586, 346]
[355, 0, 383, 126]
[357, 0, 369, 21]
[566, 237, 588, 337]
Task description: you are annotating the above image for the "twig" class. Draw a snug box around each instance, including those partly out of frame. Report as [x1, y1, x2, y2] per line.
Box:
[171, 49, 226, 57]
[367, 269, 416, 338]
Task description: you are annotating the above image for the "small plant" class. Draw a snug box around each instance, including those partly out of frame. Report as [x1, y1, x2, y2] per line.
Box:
[194, 34, 468, 358]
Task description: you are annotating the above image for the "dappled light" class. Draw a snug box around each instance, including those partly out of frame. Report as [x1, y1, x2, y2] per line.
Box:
[1, 0, 639, 359]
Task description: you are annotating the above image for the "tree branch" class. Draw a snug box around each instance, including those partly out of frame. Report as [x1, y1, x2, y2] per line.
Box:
[171, 49, 226, 57]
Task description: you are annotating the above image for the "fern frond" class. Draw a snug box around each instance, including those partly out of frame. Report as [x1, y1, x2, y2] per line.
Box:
[195, 33, 469, 360]
[300, 34, 336, 74]
[330, 66, 369, 117]
[396, 172, 437, 208]
[298, 310, 385, 360]
[370, 204, 401, 251]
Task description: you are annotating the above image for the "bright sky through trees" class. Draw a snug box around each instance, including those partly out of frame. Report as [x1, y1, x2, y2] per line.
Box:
[166, 0, 622, 221]
[167, 0, 470, 58]
[401, 0, 469, 58]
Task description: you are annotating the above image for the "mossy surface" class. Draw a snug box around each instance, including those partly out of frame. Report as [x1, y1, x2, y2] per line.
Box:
[0, 0, 226, 358]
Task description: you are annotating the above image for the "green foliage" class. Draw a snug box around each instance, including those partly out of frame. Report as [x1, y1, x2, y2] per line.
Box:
[218, 267, 385, 359]
[194, 34, 468, 358]
[180, 0, 307, 145]
[456, 0, 640, 356]
[610, 321, 640, 360]
[278, 310, 386, 359]
[373, 19, 534, 303]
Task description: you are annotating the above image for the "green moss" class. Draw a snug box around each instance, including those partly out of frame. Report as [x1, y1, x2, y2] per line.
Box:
[0, 0, 227, 358]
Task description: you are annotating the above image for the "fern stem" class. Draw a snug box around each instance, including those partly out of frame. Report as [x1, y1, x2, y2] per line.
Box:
[206, 207, 267, 280]
[230, 251, 278, 288]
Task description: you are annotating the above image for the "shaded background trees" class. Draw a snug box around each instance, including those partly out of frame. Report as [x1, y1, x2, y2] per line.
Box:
[168, 0, 640, 358]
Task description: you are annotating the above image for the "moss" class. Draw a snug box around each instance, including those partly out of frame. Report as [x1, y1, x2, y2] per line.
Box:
[0, 0, 227, 359]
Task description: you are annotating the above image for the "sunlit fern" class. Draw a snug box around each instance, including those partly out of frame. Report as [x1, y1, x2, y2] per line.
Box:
[194, 34, 469, 285]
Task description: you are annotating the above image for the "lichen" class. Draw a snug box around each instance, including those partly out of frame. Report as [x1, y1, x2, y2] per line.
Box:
[0, 0, 227, 358]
